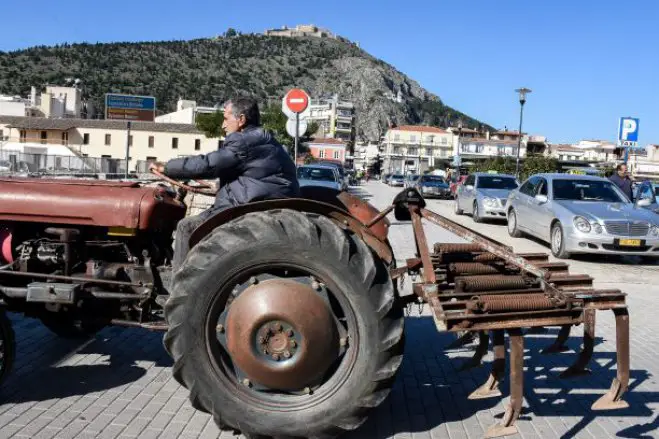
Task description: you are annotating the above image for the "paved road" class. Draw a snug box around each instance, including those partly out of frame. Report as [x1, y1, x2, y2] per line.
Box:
[0, 181, 657, 439]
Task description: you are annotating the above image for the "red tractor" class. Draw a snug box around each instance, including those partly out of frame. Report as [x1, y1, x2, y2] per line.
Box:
[0, 172, 631, 439]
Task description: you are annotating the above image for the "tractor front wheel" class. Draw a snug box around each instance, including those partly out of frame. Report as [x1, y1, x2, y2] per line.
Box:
[163, 209, 405, 438]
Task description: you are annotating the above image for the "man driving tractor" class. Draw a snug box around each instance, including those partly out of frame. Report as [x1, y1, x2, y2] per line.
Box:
[149, 96, 300, 271]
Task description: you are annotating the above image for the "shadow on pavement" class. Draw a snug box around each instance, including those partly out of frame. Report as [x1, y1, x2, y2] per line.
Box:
[348, 317, 652, 439]
[0, 314, 171, 404]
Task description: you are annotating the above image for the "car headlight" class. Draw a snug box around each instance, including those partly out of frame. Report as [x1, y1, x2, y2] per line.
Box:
[651, 225, 659, 237]
[483, 197, 497, 207]
[573, 216, 591, 233]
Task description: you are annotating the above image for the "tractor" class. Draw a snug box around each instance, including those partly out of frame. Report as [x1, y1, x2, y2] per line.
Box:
[0, 172, 630, 438]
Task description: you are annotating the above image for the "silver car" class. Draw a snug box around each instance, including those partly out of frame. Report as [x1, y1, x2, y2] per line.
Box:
[506, 173, 659, 259]
[296, 165, 342, 191]
[454, 172, 519, 222]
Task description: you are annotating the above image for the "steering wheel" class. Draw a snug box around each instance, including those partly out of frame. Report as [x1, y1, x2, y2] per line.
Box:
[150, 168, 217, 197]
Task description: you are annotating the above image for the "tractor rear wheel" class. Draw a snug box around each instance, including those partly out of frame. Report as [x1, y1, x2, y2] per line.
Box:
[163, 209, 405, 438]
[0, 308, 15, 386]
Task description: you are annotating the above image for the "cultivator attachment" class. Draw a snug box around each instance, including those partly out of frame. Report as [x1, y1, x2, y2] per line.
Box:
[387, 189, 630, 438]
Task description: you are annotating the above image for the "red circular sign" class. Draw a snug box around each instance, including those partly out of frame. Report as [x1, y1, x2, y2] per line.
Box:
[284, 88, 309, 113]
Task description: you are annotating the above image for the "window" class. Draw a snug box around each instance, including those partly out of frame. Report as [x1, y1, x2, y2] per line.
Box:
[408, 148, 417, 156]
[465, 175, 476, 187]
[393, 134, 400, 141]
[83, 133, 89, 145]
[40, 131, 47, 144]
[297, 167, 337, 182]
[441, 137, 448, 145]
[19, 130, 26, 142]
[519, 177, 541, 196]
[333, 150, 340, 159]
[148, 136, 154, 148]
[105, 134, 111, 145]
[61, 132, 68, 145]
[218, 140, 223, 149]
[172, 137, 178, 149]
[195, 139, 201, 150]
[146, 156, 158, 164]
[409, 135, 417, 142]
[537, 179, 548, 196]
[319, 149, 325, 158]
[0, 129, 3, 140]
[552, 179, 627, 203]
[393, 147, 401, 155]
[425, 148, 432, 156]
[476, 176, 518, 190]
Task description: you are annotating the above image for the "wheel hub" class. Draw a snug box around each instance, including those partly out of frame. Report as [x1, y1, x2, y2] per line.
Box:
[223, 276, 341, 391]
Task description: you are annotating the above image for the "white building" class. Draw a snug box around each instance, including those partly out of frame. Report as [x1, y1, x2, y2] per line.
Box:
[546, 139, 617, 163]
[306, 95, 356, 145]
[0, 85, 83, 119]
[155, 99, 220, 124]
[381, 125, 453, 174]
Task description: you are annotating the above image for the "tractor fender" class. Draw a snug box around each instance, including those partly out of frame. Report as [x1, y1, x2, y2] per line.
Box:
[188, 195, 393, 266]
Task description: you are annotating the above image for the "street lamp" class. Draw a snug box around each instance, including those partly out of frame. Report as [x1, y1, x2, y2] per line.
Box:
[514, 87, 531, 178]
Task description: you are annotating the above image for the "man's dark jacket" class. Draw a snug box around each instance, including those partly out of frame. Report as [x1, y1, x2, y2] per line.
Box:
[609, 173, 633, 201]
[164, 126, 300, 212]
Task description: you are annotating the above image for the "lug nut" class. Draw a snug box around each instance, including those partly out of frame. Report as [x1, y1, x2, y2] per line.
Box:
[242, 378, 251, 387]
[286, 329, 294, 337]
[311, 281, 320, 290]
[283, 350, 291, 359]
[272, 353, 280, 361]
[290, 340, 297, 348]
[272, 322, 283, 332]
[249, 276, 258, 285]
[217, 324, 225, 333]
[340, 337, 347, 347]
[258, 336, 266, 344]
[303, 387, 311, 394]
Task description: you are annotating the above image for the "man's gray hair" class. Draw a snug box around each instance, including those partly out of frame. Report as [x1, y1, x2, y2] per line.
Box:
[224, 97, 260, 127]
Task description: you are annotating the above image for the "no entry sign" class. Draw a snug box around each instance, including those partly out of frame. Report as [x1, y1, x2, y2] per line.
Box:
[283, 88, 310, 114]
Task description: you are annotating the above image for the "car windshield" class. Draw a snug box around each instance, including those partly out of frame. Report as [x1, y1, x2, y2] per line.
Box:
[420, 176, 445, 183]
[552, 179, 627, 202]
[297, 167, 336, 182]
[477, 176, 517, 189]
[392, 174, 403, 179]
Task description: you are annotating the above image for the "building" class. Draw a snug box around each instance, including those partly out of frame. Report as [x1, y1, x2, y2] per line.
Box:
[306, 95, 356, 146]
[381, 125, 453, 174]
[0, 85, 83, 119]
[304, 138, 348, 165]
[0, 115, 220, 174]
[155, 99, 221, 124]
[546, 139, 617, 163]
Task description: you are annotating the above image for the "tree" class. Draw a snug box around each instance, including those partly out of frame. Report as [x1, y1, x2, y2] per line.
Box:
[225, 28, 238, 38]
[195, 111, 225, 138]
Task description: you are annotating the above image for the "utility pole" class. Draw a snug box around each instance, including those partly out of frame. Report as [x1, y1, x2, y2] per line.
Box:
[125, 121, 131, 178]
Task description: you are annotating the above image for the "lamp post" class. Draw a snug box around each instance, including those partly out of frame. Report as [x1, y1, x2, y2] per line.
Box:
[514, 87, 531, 178]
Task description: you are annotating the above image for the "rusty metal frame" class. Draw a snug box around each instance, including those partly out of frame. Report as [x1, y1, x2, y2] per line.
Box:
[367, 189, 632, 438]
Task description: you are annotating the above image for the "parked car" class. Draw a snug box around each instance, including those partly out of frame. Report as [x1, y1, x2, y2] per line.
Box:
[454, 172, 519, 222]
[404, 174, 419, 188]
[314, 161, 348, 190]
[414, 174, 451, 199]
[634, 180, 659, 215]
[296, 165, 342, 191]
[388, 174, 405, 187]
[506, 173, 659, 259]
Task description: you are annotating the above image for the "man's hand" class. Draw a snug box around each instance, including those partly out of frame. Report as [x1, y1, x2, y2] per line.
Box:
[149, 162, 165, 174]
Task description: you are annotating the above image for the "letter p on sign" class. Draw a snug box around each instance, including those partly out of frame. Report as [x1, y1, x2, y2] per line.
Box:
[619, 117, 639, 142]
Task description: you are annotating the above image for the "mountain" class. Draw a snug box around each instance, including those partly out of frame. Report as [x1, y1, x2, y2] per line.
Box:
[0, 33, 494, 142]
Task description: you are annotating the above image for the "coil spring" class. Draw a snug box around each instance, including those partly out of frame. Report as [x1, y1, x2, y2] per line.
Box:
[479, 293, 554, 312]
[450, 262, 501, 275]
[458, 275, 527, 292]
[434, 243, 483, 254]
[472, 253, 500, 262]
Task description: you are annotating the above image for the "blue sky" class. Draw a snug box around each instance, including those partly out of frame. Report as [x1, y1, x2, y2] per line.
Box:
[1, 0, 657, 145]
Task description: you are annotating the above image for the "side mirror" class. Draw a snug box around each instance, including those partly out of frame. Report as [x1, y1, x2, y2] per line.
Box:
[535, 194, 548, 204]
[637, 198, 652, 207]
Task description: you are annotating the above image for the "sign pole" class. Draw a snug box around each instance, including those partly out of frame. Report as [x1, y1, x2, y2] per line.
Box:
[125, 121, 131, 178]
[294, 112, 299, 167]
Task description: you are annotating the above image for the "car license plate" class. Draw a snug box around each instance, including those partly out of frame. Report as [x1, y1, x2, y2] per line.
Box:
[618, 239, 641, 246]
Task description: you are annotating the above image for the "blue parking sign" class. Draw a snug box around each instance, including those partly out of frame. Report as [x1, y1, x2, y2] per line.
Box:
[618, 117, 639, 142]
